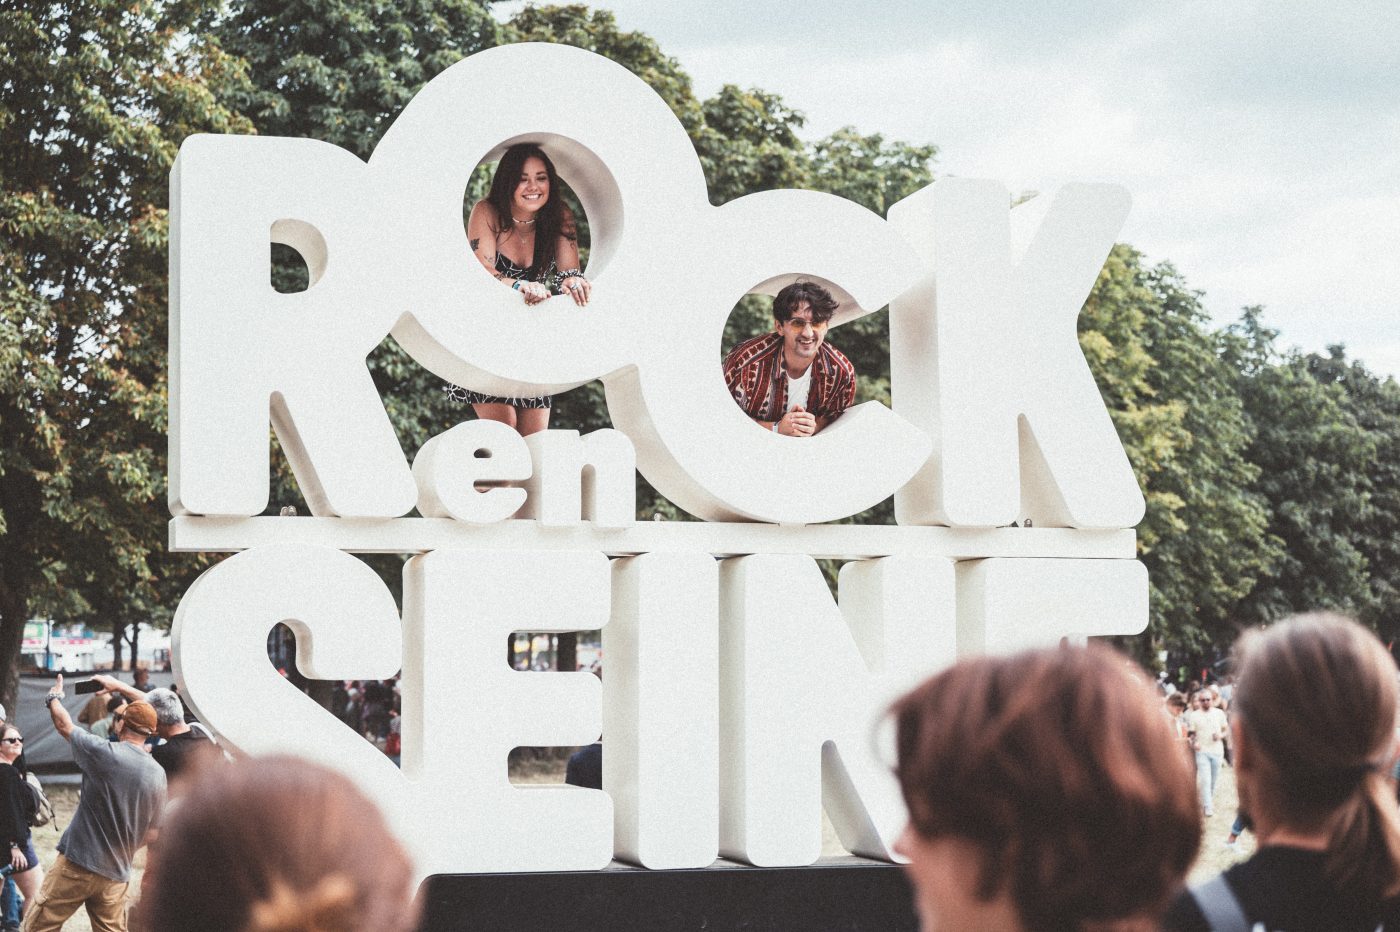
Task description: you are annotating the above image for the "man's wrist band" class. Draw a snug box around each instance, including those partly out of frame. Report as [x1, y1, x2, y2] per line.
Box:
[45, 694, 60, 704]
[771, 422, 780, 433]
[512, 280, 522, 291]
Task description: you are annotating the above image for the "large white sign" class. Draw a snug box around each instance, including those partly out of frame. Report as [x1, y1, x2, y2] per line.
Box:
[167, 43, 1148, 878]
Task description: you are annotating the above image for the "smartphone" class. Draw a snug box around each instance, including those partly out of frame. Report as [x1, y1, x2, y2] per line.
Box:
[74, 679, 103, 695]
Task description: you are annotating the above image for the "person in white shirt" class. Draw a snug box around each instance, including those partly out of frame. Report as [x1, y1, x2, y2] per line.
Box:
[1185, 689, 1229, 816]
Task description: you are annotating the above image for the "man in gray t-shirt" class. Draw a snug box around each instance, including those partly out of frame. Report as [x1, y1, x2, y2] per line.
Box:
[23, 674, 166, 932]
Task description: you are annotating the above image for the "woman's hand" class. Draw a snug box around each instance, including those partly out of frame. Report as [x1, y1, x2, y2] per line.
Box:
[10, 845, 27, 871]
[517, 281, 550, 305]
[561, 275, 591, 307]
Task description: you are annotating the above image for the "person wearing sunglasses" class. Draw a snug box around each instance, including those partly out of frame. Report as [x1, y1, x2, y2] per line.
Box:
[0, 723, 38, 931]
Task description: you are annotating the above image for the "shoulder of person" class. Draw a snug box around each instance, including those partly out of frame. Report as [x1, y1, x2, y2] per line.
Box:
[818, 340, 854, 367]
[470, 199, 502, 228]
[69, 728, 106, 751]
[724, 331, 779, 363]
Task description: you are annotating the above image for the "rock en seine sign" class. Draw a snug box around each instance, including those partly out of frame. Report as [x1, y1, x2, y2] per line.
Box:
[166, 43, 1147, 879]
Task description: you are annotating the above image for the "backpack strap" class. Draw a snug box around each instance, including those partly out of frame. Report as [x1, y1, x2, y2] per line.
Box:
[188, 721, 217, 744]
[1190, 874, 1250, 932]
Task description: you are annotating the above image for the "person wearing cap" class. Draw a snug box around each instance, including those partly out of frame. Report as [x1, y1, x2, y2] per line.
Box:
[88, 676, 216, 783]
[23, 674, 166, 932]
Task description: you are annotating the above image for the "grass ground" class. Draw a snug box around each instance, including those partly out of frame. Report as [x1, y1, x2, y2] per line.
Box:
[28, 758, 1250, 929]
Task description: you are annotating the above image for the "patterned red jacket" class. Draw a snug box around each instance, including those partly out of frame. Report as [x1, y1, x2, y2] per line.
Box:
[722, 332, 857, 423]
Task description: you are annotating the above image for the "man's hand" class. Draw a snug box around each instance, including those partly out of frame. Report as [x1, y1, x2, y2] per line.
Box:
[46, 674, 75, 740]
[91, 673, 142, 702]
[776, 406, 817, 437]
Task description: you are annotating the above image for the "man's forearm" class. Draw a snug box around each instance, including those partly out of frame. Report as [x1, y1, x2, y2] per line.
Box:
[45, 694, 75, 738]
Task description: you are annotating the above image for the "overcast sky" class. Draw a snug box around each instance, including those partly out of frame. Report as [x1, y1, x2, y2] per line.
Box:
[499, 0, 1400, 378]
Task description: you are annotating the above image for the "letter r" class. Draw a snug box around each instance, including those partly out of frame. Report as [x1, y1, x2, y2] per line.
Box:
[169, 135, 415, 517]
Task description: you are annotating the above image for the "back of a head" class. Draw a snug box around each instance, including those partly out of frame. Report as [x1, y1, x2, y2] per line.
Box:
[1231, 611, 1400, 898]
[135, 755, 418, 932]
[891, 644, 1200, 932]
[145, 688, 185, 727]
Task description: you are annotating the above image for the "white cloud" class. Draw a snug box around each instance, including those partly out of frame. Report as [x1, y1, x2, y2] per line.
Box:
[496, 1, 1400, 377]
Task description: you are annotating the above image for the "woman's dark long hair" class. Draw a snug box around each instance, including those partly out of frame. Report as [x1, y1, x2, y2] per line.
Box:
[485, 143, 573, 276]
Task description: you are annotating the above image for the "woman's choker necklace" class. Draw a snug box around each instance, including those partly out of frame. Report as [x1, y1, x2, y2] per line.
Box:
[512, 215, 537, 225]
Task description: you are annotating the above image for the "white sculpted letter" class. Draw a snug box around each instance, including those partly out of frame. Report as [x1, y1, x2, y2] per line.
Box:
[413, 420, 532, 524]
[401, 549, 613, 875]
[718, 554, 956, 866]
[169, 135, 415, 518]
[889, 179, 1144, 528]
[520, 429, 636, 528]
[369, 44, 930, 525]
[955, 557, 1149, 653]
[606, 553, 719, 868]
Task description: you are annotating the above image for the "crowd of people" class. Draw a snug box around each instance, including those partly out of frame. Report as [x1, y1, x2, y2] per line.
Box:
[3, 609, 1394, 931]
[332, 679, 402, 765]
[889, 612, 1400, 931]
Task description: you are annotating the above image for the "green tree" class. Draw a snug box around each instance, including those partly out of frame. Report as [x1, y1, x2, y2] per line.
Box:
[810, 127, 938, 220]
[1227, 311, 1378, 624]
[0, 0, 253, 706]
[506, 4, 703, 139]
[1305, 346, 1400, 639]
[209, 0, 500, 161]
[1132, 258, 1277, 659]
[697, 85, 811, 205]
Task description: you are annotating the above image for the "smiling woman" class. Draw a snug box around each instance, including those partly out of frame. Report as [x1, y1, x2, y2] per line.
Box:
[448, 142, 594, 436]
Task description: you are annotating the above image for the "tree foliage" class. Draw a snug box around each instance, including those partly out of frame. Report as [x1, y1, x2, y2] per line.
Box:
[1080, 249, 1279, 661]
[0, 0, 253, 706]
[5, 0, 1399, 693]
[1305, 347, 1400, 640]
[1226, 313, 1386, 628]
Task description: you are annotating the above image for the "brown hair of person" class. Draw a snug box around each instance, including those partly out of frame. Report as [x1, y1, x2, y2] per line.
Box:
[890, 645, 1200, 932]
[1167, 692, 1188, 711]
[1231, 611, 1400, 899]
[134, 755, 418, 932]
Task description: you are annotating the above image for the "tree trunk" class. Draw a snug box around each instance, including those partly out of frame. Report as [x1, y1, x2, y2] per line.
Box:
[0, 577, 30, 716]
[556, 632, 577, 673]
[111, 617, 125, 671]
[129, 623, 140, 671]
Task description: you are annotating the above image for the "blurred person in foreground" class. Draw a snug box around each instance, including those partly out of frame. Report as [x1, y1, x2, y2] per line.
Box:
[1163, 612, 1400, 930]
[134, 755, 417, 932]
[890, 645, 1200, 932]
[24, 675, 165, 932]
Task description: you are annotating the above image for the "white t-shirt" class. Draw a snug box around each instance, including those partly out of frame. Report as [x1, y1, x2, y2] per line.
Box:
[1185, 707, 1228, 756]
[785, 368, 812, 413]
